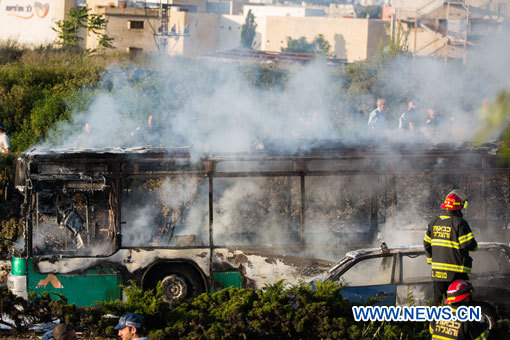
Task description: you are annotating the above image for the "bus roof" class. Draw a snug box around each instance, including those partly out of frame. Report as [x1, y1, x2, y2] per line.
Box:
[19, 140, 502, 160]
[16, 141, 510, 184]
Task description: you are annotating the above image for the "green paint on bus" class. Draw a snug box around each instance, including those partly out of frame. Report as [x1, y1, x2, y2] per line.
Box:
[26, 259, 121, 307]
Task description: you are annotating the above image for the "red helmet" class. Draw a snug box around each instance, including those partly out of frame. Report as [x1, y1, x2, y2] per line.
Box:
[445, 280, 473, 304]
[441, 190, 467, 210]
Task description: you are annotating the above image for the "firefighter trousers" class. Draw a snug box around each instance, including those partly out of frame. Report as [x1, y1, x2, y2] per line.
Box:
[433, 273, 469, 305]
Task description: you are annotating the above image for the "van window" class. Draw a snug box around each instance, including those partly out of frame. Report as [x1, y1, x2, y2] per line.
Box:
[471, 248, 507, 274]
[402, 253, 430, 283]
[341, 256, 393, 286]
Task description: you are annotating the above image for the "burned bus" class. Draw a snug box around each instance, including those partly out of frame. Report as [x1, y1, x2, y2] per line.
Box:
[7, 143, 510, 306]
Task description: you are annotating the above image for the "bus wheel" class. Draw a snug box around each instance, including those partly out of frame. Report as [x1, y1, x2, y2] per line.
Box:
[161, 274, 188, 302]
[148, 265, 204, 303]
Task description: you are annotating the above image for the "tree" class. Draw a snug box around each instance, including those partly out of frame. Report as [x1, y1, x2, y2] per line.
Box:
[282, 34, 331, 56]
[381, 22, 410, 58]
[356, 5, 382, 19]
[474, 91, 510, 158]
[312, 34, 331, 56]
[284, 37, 311, 54]
[87, 13, 114, 52]
[241, 10, 257, 49]
[53, 7, 113, 52]
[52, 7, 88, 47]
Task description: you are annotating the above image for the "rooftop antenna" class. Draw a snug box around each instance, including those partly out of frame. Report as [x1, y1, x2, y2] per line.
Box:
[154, 0, 190, 53]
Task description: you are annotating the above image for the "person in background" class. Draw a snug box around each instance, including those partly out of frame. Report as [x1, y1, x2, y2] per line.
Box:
[424, 106, 440, 130]
[430, 280, 490, 339]
[146, 114, 154, 131]
[399, 100, 420, 134]
[424, 190, 478, 305]
[420, 107, 441, 140]
[76, 122, 93, 147]
[424, 107, 440, 127]
[131, 114, 159, 146]
[115, 313, 149, 340]
[84, 122, 91, 135]
[367, 98, 387, 129]
[0, 123, 11, 153]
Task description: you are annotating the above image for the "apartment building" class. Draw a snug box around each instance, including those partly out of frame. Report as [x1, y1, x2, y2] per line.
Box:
[0, 0, 388, 62]
[392, 0, 507, 60]
[100, 5, 387, 62]
[265, 17, 387, 61]
[0, 0, 75, 45]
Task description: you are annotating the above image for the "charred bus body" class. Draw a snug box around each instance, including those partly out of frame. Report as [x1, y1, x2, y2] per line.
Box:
[8, 144, 510, 306]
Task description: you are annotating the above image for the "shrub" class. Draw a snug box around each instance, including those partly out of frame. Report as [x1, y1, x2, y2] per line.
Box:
[0, 154, 22, 257]
[0, 57, 105, 152]
[0, 40, 25, 65]
[0, 287, 77, 333]
[1, 281, 509, 339]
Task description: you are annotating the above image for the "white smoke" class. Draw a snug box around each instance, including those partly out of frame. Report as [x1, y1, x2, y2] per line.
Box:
[35, 23, 510, 261]
[121, 177, 210, 247]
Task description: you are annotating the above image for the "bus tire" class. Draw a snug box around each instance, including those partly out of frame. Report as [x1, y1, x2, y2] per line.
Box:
[147, 264, 204, 303]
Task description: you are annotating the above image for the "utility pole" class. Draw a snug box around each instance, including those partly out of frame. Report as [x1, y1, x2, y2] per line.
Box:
[463, 5, 469, 65]
[154, 0, 190, 54]
[154, 0, 168, 53]
[414, 11, 418, 57]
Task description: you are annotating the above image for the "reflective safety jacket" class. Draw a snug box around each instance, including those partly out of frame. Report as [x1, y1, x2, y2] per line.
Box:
[430, 318, 489, 340]
[424, 211, 478, 281]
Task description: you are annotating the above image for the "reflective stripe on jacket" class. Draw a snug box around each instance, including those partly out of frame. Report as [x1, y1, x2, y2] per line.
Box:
[430, 318, 489, 340]
[424, 211, 477, 281]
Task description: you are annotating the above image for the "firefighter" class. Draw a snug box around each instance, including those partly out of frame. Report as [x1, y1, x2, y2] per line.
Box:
[424, 190, 478, 305]
[430, 280, 490, 340]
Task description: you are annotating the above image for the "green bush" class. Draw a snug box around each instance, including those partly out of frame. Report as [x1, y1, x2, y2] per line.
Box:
[1, 281, 508, 339]
[85, 281, 433, 340]
[0, 153, 22, 257]
[0, 54, 105, 152]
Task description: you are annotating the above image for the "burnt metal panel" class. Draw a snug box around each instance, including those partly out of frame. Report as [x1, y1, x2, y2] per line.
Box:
[15, 157, 27, 190]
[18, 145, 510, 179]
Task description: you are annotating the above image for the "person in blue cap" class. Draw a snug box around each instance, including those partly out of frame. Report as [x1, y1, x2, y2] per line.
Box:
[114, 313, 149, 340]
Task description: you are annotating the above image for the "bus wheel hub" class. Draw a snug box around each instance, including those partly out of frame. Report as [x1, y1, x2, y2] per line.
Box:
[161, 274, 188, 302]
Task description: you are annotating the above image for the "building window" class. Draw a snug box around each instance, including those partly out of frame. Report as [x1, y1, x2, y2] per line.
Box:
[126, 47, 143, 54]
[127, 20, 144, 29]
